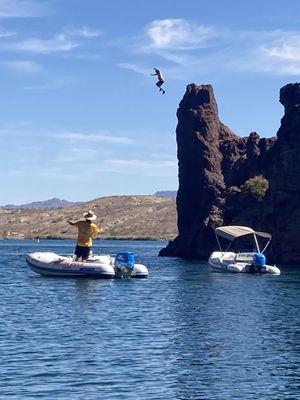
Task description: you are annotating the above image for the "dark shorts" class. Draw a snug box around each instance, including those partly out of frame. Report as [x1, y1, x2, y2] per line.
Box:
[75, 245, 91, 260]
[156, 80, 164, 87]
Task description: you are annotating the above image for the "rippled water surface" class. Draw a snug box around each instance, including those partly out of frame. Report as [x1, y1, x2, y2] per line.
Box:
[0, 240, 300, 399]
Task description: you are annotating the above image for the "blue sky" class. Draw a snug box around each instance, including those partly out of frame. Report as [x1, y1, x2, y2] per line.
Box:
[1, 0, 300, 204]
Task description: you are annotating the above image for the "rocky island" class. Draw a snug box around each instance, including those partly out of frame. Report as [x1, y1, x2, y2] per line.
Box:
[160, 83, 300, 264]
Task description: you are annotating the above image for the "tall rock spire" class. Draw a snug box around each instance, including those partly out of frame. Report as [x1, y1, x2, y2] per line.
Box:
[160, 84, 239, 258]
[177, 84, 225, 233]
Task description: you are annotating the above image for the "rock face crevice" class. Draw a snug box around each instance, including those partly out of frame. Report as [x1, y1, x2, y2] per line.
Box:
[160, 83, 299, 264]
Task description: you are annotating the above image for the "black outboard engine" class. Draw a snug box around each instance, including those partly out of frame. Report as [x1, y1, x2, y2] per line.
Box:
[114, 252, 135, 278]
[251, 252, 266, 273]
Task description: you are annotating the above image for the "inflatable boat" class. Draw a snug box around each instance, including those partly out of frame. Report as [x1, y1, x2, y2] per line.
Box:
[26, 252, 149, 279]
[209, 226, 280, 275]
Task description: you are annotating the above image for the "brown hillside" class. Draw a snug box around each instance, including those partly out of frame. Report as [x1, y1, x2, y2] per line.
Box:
[0, 195, 177, 240]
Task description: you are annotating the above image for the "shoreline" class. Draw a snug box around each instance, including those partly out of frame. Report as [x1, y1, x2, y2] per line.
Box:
[0, 237, 170, 242]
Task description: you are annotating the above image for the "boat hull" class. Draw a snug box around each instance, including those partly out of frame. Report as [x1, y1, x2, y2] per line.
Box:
[209, 252, 280, 275]
[26, 252, 148, 279]
[26, 253, 115, 278]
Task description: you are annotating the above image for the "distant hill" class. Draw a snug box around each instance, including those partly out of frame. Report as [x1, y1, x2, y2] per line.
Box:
[154, 191, 177, 200]
[3, 198, 81, 210]
[0, 195, 177, 240]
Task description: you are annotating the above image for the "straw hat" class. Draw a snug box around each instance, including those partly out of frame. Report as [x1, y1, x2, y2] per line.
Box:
[83, 210, 97, 221]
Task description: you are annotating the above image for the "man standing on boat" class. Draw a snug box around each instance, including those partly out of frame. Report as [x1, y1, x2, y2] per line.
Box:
[151, 68, 166, 94]
[68, 210, 101, 261]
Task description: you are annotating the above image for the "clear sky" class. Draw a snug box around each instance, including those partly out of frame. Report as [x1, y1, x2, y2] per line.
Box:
[1, 0, 299, 204]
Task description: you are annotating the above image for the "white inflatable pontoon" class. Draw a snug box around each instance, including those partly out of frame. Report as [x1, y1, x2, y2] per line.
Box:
[209, 226, 280, 275]
[26, 252, 149, 279]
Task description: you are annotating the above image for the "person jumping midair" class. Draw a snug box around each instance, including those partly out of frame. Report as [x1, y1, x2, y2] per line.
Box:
[151, 68, 166, 94]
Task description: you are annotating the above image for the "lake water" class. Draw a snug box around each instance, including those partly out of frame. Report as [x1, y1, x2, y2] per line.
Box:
[0, 240, 299, 400]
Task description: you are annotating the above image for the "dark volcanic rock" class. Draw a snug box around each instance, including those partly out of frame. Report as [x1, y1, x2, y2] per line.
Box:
[160, 83, 299, 264]
[261, 83, 300, 263]
[160, 84, 235, 258]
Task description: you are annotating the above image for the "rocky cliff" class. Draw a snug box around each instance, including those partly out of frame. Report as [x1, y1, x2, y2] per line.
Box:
[261, 84, 300, 263]
[160, 83, 299, 264]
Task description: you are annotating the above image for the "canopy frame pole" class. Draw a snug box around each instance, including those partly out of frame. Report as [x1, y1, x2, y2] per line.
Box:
[253, 233, 260, 253]
[221, 241, 232, 258]
[216, 233, 232, 257]
[225, 241, 232, 252]
[261, 239, 271, 254]
[216, 233, 222, 251]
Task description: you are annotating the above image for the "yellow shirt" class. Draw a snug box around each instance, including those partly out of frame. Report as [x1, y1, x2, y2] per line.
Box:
[73, 221, 101, 247]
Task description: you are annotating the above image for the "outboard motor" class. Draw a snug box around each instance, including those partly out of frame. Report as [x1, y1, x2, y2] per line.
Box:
[114, 252, 135, 278]
[251, 252, 266, 273]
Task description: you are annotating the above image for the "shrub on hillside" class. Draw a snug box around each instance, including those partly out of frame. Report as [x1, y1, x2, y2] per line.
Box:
[240, 175, 269, 201]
